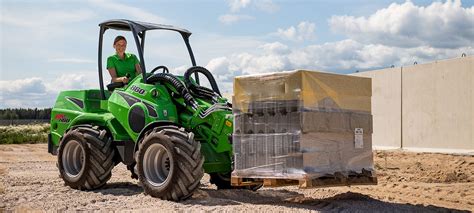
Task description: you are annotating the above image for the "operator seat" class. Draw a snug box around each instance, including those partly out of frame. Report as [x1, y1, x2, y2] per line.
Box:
[106, 82, 124, 92]
[106, 73, 129, 92]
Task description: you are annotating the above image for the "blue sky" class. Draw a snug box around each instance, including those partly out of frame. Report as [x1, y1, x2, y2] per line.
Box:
[1, 0, 473, 108]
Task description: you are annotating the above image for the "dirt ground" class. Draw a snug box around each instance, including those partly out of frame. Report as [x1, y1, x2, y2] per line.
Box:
[0, 144, 472, 212]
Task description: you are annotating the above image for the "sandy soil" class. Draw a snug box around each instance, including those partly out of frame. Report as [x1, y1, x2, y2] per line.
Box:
[0, 144, 472, 212]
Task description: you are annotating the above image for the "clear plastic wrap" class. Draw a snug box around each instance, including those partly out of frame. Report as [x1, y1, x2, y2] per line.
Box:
[232, 70, 374, 180]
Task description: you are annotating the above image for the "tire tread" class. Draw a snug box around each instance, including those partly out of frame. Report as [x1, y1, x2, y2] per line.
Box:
[58, 125, 115, 190]
[137, 125, 204, 201]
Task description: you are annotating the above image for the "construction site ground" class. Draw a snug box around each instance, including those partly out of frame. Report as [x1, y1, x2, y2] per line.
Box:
[0, 144, 472, 212]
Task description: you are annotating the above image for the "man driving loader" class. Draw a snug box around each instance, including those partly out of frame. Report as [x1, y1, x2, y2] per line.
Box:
[107, 36, 142, 84]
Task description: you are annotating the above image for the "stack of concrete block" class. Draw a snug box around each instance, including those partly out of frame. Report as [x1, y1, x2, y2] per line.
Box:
[232, 70, 374, 179]
[234, 100, 301, 134]
[233, 132, 302, 176]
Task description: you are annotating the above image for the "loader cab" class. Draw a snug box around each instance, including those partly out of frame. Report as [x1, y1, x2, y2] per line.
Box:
[97, 19, 199, 99]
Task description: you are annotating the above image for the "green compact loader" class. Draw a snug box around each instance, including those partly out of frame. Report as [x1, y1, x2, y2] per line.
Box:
[48, 19, 258, 201]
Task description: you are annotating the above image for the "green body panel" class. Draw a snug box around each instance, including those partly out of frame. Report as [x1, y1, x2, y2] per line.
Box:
[107, 76, 179, 142]
[50, 74, 234, 174]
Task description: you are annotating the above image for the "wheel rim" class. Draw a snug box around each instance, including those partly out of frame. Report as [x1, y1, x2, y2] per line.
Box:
[143, 143, 172, 187]
[62, 140, 85, 178]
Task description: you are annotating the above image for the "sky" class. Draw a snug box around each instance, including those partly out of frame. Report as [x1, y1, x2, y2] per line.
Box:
[0, 0, 473, 108]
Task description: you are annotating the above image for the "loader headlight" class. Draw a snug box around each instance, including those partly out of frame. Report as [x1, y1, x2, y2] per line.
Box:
[151, 89, 158, 97]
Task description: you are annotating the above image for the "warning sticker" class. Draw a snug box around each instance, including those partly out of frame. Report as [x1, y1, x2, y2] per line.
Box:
[354, 128, 364, 149]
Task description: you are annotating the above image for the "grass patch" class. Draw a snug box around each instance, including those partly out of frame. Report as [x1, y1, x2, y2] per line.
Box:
[0, 124, 49, 144]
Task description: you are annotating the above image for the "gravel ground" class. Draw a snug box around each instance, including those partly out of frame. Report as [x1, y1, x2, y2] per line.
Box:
[0, 144, 472, 212]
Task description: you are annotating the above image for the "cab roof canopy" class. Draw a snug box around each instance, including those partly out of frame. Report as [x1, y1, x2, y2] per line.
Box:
[99, 19, 192, 37]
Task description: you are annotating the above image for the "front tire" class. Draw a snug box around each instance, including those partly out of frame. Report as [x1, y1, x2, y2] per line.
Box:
[137, 126, 204, 201]
[57, 125, 115, 190]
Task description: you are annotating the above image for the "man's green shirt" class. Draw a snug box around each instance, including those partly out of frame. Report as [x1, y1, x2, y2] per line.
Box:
[107, 53, 140, 80]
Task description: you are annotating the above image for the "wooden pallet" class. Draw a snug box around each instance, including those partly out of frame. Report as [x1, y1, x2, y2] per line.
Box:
[231, 171, 377, 188]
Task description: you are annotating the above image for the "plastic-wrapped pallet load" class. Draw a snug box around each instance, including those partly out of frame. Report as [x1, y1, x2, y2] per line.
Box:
[232, 70, 375, 187]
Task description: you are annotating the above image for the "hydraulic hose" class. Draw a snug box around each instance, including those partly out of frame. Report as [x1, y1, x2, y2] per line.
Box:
[184, 66, 222, 99]
[147, 73, 199, 110]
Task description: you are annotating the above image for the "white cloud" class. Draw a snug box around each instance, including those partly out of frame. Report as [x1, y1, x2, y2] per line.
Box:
[206, 57, 231, 76]
[254, 0, 279, 13]
[3, 41, 471, 108]
[260, 42, 290, 54]
[0, 78, 47, 95]
[203, 57, 236, 92]
[202, 39, 474, 94]
[1, 6, 99, 67]
[289, 39, 396, 70]
[0, 78, 52, 108]
[229, 0, 252, 12]
[329, 0, 474, 48]
[220, 0, 278, 24]
[292, 40, 473, 70]
[88, 0, 168, 23]
[275, 22, 316, 42]
[228, 0, 278, 13]
[2, 0, 472, 107]
[46, 74, 96, 92]
[192, 33, 265, 62]
[0, 73, 97, 108]
[48, 58, 95, 64]
[170, 65, 189, 75]
[204, 43, 292, 78]
[1, 8, 97, 44]
[1, 9, 96, 29]
[218, 14, 255, 25]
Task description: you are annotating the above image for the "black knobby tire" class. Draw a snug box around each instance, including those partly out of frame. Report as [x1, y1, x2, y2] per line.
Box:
[57, 125, 115, 190]
[210, 172, 263, 191]
[137, 125, 204, 201]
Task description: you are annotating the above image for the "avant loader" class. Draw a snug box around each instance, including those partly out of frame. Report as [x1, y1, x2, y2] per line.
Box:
[48, 19, 259, 201]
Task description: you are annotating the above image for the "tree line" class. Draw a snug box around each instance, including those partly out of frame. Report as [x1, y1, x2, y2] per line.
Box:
[0, 108, 51, 120]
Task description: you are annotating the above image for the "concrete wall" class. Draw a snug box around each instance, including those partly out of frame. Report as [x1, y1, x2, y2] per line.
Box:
[351, 68, 401, 149]
[402, 57, 473, 153]
[352, 56, 473, 154]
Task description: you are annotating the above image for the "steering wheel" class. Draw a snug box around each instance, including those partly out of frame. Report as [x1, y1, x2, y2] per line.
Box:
[150, 65, 169, 74]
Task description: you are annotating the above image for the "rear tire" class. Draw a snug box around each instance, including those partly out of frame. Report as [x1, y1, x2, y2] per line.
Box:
[137, 126, 204, 201]
[57, 125, 115, 190]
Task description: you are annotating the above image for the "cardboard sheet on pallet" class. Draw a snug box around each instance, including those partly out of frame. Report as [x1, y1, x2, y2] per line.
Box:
[233, 70, 372, 113]
[232, 70, 375, 183]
